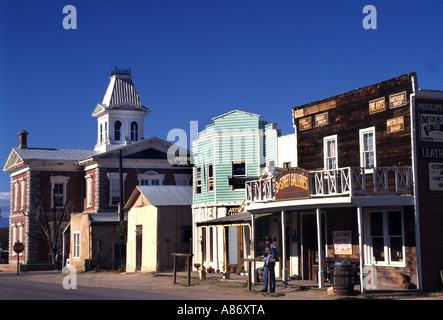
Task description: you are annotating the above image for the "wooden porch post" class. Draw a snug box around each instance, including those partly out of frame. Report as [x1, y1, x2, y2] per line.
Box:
[316, 208, 324, 288]
[251, 213, 256, 283]
[281, 210, 288, 285]
[357, 206, 365, 293]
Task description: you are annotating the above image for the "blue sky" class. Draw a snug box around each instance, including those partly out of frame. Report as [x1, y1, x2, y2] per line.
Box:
[1, 0, 443, 217]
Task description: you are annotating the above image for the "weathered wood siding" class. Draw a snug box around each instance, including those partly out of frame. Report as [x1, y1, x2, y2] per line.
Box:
[294, 74, 414, 170]
[414, 96, 443, 291]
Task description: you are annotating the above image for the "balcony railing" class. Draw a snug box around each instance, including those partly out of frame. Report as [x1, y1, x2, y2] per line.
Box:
[246, 166, 412, 204]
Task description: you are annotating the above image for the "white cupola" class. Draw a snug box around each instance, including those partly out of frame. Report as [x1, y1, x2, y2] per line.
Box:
[92, 68, 151, 152]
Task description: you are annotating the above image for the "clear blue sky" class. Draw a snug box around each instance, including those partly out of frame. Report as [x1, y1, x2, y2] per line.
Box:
[1, 0, 443, 216]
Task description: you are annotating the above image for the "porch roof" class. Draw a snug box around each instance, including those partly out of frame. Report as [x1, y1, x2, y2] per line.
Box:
[196, 212, 252, 227]
[245, 195, 414, 214]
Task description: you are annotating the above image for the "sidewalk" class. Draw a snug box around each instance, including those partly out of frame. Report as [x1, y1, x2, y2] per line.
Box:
[156, 270, 425, 298]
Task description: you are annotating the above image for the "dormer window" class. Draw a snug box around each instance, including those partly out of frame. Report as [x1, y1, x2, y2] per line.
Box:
[114, 120, 122, 141]
[131, 121, 139, 142]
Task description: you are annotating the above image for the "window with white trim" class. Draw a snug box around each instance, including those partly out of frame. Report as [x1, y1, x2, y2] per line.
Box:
[13, 181, 18, 212]
[359, 127, 376, 170]
[85, 174, 93, 208]
[137, 171, 165, 186]
[73, 231, 80, 259]
[130, 121, 139, 142]
[323, 135, 338, 170]
[107, 172, 127, 206]
[364, 209, 405, 266]
[50, 176, 69, 208]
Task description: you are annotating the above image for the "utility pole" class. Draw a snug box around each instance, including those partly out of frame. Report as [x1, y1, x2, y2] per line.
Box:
[118, 149, 124, 221]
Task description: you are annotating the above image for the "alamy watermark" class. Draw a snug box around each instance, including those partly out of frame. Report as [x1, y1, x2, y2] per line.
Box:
[62, 265, 77, 290]
[62, 5, 77, 30]
[362, 5, 377, 30]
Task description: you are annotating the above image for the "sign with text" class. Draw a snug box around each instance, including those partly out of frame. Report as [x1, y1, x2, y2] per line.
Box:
[429, 162, 443, 191]
[315, 112, 329, 127]
[333, 231, 352, 255]
[389, 91, 407, 109]
[369, 97, 386, 114]
[299, 117, 312, 131]
[421, 147, 443, 160]
[274, 167, 310, 201]
[387, 116, 405, 133]
[420, 113, 443, 142]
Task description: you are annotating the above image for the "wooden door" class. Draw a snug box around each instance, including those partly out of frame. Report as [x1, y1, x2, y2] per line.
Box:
[302, 214, 317, 280]
[135, 225, 142, 271]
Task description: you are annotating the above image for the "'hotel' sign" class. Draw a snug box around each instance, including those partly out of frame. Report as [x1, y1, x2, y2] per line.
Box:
[274, 167, 310, 201]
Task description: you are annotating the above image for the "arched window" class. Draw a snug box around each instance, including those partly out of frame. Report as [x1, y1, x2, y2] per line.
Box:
[114, 120, 122, 141]
[100, 124, 103, 143]
[131, 121, 139, 142]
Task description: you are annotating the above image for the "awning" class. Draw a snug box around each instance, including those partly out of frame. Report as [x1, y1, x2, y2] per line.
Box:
[196, 212, 274, 227]
[196, 212, 251, 227]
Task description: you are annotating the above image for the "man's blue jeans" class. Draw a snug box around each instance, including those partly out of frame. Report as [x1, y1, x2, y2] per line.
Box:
[263, 266, 275, 291]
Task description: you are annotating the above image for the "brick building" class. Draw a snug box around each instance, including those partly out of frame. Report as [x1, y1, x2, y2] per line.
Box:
[3, 69, 192, 269]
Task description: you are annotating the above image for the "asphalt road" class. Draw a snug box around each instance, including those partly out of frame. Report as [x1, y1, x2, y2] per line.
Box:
[0, 275, 188, 300]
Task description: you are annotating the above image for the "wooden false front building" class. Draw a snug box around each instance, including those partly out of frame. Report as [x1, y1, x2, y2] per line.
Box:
[245, 72, 443, 292]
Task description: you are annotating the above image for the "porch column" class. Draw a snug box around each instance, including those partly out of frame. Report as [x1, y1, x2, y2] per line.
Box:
[281, 210, 288, 285]
[251, 213, 256, 283]
[316, 208, 324, 288]
[357, 206, 365, 293]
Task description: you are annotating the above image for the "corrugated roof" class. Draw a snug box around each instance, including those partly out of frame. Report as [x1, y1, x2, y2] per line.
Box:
[12, 147, 98, 162]
[137, 185, 193, 206]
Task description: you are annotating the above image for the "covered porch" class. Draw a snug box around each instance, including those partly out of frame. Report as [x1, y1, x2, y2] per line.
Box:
[244, 166, 417, 293]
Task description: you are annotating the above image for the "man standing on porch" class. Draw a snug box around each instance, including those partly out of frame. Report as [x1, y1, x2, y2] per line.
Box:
[259, 236, 276, 292]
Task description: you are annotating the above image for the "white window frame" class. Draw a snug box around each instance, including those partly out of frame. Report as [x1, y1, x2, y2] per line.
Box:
[73, 231, 80, 259]
[107, 172, 127, 206]
[85, 174, 93, 208]
[50, 176, 69, 209]
[20, 179, 25, 210]
[359, 127, 376, 172]
[13, 181, 19, 212]
[137, 171, 165, 186]
[323, 135, 338, 170]
[363, 208, 406, 267]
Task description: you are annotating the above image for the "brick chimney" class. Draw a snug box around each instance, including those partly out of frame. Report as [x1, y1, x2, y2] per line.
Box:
[18, 130, 29, 149]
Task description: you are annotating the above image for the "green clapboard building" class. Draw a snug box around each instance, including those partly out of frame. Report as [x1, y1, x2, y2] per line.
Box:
[191, 110, 282, 273]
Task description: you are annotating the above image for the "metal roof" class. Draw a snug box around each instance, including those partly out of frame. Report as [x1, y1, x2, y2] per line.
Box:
[101, 73, 149, 112]
[136, 185, 193, 206]
[12, 147, 99, 162]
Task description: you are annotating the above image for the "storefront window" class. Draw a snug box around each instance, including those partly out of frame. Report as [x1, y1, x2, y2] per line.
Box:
[366, 209, 404, 265]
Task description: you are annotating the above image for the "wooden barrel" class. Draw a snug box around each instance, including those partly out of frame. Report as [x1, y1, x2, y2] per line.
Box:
[333, 261, 355, 295]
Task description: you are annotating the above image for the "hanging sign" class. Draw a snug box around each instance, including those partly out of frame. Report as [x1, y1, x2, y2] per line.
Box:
[274, 167, 310, 201]
[333, 231, 352, 255]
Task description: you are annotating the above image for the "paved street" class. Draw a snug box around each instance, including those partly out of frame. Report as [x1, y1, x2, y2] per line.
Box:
[1, 269, 442, 301]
